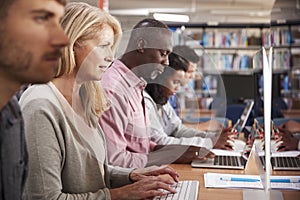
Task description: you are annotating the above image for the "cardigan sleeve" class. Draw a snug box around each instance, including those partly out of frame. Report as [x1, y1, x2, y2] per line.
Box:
[21, 99, 112, 200]
[105, 165, 133, 188]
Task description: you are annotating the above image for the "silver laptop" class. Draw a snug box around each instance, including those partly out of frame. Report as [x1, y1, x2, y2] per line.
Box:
[255, 139, 300, 170]
[191, 152, 247, 169]
[191, 100, 254, 169]
[259, 156, 300, 170]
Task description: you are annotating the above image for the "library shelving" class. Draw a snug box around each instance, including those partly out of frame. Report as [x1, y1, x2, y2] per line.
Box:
[168, 20, 300, 100]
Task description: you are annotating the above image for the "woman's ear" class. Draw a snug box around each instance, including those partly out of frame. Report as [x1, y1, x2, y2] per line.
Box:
[137, 38, 145, 53]
[73, 41, 80, 51]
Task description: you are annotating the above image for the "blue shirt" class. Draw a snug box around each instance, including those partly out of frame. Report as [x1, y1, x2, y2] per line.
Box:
[169, 95, 179, 116]
[0, 96, 28, 200]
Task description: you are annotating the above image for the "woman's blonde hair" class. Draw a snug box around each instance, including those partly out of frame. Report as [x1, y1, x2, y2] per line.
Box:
[58, 2, 122, 127]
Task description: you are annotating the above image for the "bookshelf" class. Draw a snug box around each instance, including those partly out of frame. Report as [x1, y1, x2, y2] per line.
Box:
[168, 21, 300, 100]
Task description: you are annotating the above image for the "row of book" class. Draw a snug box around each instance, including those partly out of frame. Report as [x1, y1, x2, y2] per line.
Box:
[262, 28, 292, 46]
[202, 50, 291, 70]
[199, 28, 296, 47]
[202, 30, 253, 47]
[202, 53, 253, 70]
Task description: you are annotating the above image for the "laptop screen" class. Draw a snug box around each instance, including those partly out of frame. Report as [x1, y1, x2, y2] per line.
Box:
[234, 100, 254, 133]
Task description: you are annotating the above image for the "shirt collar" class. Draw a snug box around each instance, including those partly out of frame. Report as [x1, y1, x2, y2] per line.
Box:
[114, 59, 147, 90]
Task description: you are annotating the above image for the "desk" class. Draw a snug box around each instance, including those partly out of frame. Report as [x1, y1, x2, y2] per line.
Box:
[180, 109, 216, 119]
[169, 164, 300, 200]
[282, 109, 300, 118]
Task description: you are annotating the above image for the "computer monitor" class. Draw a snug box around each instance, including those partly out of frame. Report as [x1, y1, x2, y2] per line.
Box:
[217, 72, 260, 102]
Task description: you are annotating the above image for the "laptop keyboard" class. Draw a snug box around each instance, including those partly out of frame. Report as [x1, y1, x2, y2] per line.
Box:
[273, 157, 300, 168]
[154, 180, 199, 200]
[214, 155, 241, 167]
[260, 156, 300, 170]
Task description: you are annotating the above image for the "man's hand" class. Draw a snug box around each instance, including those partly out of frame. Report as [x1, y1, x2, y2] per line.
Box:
[279, 120, 300, 133]
[277, 128, 299, 151]
[174, 146, 215, 164]
[151, 144, 214, 165]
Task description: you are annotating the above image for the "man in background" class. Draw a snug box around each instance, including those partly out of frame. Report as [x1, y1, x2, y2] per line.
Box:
[0, 0, 68, 199]
[99, 18, 212, 168]
[169, 45, 200, 115]
[170, 45, 223, 131]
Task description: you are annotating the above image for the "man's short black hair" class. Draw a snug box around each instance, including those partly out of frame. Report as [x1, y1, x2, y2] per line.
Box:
[133, 18, 169, 29]
[168, 52, 189, 72]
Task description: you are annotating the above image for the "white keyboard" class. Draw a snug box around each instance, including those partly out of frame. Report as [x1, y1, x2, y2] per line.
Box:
[154, 180, 199, 200]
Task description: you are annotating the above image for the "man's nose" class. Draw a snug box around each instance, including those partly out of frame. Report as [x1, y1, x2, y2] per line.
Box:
[162, 56, 169, 65]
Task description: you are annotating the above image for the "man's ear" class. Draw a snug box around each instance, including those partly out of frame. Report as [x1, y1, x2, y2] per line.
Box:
[137, 38, 146, 53]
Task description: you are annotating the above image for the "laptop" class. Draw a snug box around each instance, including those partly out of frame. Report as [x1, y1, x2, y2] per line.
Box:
[258, 141, 300, 171]
[231, 99, 254, 134]
[260, 156, 300, 170]
[255, 139, 300, 170]
[191, 100, 254, 169]
[191, 150, 247, 169]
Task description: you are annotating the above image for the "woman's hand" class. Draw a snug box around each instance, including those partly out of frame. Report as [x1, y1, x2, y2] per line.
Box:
[110, 176, 176, 200]
[130, 165, 179, 182]
[212, 128, 234, 150]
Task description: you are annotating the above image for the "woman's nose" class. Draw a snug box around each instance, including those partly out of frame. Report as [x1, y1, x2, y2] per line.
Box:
[104, 56, 113, 62]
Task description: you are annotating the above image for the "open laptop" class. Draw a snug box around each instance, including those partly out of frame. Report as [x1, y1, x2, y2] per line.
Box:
[191, 100, 254, 169]
[231, 99, 254, 134]
[191, 151, 247, 169]
[255, 140, 300, 171]
[263, 156, 300, 170]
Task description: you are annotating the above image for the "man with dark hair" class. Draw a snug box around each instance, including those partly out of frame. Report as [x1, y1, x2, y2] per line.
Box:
[99, 18, 172, 168]
[169, 45, 200, 115]
[169, 45, 224, 131]
[99, 18, 212, 168]
[0, 0, 68, 199]
[173, 45, 200, 85]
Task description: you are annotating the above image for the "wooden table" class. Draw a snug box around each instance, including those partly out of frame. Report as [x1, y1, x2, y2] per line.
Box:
[179, 109, 216, 119]
[282, 109, 300, 118]
[169, 164, 300, 200]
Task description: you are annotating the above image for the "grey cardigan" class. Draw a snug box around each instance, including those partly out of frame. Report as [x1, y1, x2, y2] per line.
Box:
[20, 83, 132, 200]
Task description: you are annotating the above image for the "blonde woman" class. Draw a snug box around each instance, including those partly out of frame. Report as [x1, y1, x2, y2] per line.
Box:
[20, 2, 178, 200]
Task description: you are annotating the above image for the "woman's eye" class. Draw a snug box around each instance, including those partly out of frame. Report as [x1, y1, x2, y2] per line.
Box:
[173, 80, 180, 85]
[99, 43, 111, 48]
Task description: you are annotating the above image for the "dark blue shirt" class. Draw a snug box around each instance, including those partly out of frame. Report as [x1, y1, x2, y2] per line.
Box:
[0, 96, 28, 200]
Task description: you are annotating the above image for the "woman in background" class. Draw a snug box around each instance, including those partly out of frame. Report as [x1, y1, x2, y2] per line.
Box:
[20, 2, 178, 199]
